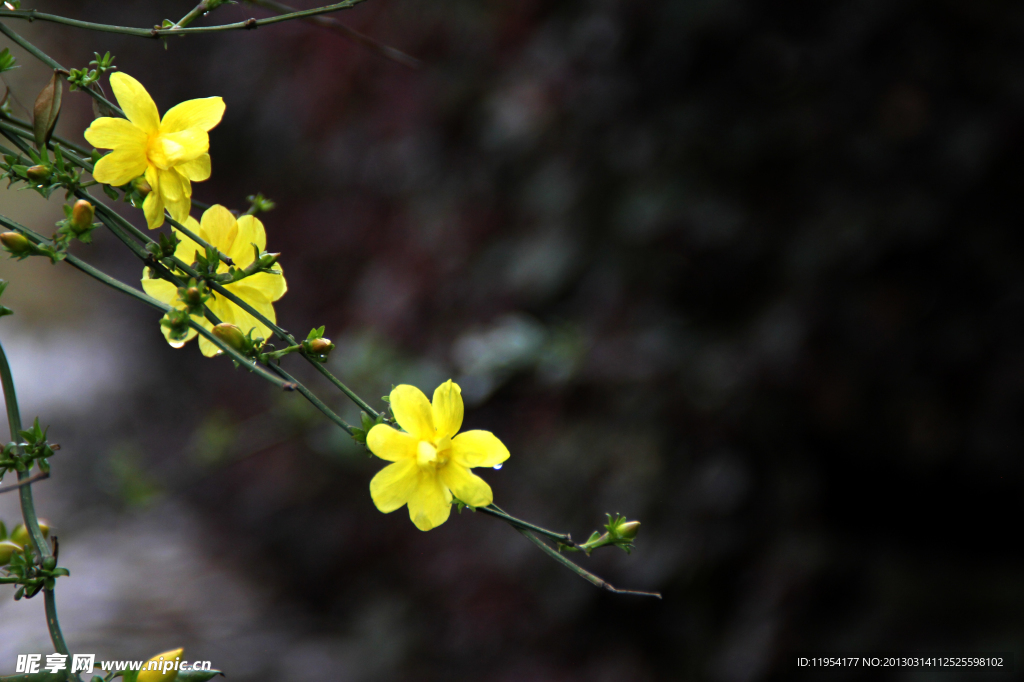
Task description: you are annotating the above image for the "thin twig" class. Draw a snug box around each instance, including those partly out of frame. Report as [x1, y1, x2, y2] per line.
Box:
[0, 2, 369, 38]
[0, 469, 49, 493]
[245, 0, 421, 69]
[518, 529, 662, 599]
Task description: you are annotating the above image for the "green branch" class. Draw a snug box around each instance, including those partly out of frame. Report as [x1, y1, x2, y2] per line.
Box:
[0, 340, 75, 655]
[0, 1, 367, 38]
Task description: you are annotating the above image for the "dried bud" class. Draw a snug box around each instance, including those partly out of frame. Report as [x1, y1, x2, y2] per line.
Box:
[70, 199, 94, 234]
[133, 177, 152, 196]
[25, 165, 51, 183]
[616, 520, 640, 540]
[308, 337, 334, 356]
[0, 232, 33, 255]
[0, 539, 23, 566]
[212, 322, 246, 352]
[137, 648, 184, 682]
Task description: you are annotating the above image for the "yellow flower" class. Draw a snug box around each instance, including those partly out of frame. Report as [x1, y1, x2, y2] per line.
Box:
[141, 204, 286, 357]
[137, 648, 183, 682]
[367, 381, 509, 530]
[84, 72, 224, 229]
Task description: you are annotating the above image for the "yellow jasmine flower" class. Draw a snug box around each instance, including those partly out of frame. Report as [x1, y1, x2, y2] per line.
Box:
[367, 381, 510, 530]
[84, 72, 224, 229]
[141, 204, 286, 356]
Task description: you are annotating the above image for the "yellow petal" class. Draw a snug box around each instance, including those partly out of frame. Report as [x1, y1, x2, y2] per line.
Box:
[158, 167, 187, 201]
[177, 153, 211, 182]
[431, 380, 464, 439]
[195, 317, 220, 357]
[199, 204, 238, 249]
[367, 424, 418, 462]
[110, 72, 160, 134]
[450, 430, 510, 468]
[164, 192, 192, 225]
[160, 96, 226, 133]
[226, 282, 278, 326]
[229, 215, 267, 265]
[389, 385, 435, 440]
[239, 270, 287, 302]
[209, 295, 271, 343]
[369, 459, 420, 512]
[407, 473, 452, 531]
[92, 149, 148, 187]
[439, 462, 493, 507]
[142, 183, 165, 229]
[140, 269, 177, 304]
[84, 117, 146, 150]
[172, 219, 202, 265]
[163, 129, 209, 162]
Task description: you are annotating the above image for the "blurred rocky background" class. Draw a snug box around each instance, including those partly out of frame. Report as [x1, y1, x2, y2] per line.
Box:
[1, 0, 1023, 680]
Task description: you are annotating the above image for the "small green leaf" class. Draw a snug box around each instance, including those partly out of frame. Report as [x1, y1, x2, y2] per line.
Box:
[0, 47, 17, 73]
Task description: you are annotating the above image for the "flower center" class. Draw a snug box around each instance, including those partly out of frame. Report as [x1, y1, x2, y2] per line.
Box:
[416, 436, 452, 470]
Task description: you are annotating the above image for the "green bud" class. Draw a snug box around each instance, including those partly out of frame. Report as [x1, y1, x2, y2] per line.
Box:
[42, 556, 56, 571]
[159, 309, 192, 342]
[308, 337, 334, 356]
[184, 287, 202, 307]
[133, 177, 152, 196]
[257, 252, 280, 269]
[25, 164, 51, 183]
[0, 232, 33, 255]
[212, 322, 247, 352]
[70, 199, 95, 234]
[0, 539, 23, 565]
[616, 520, 640, 540]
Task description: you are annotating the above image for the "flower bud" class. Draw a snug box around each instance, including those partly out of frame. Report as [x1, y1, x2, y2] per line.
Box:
[257, 252, 280, 269]
[212, 322, 246, 352]
[0, 539, 23, 566]
[137, 648, 184, 682]
[184, 287, 203, 307]
[308, 337, 334, 356]
[133, 177, 152, 196]
[26, 165, 51, 183]
[42, 556, 56, 571]
[616, 520, 640, 540]
[0, 232, 33, 255]
[11, 520, 49, 547]
[70, 199, 95, 234]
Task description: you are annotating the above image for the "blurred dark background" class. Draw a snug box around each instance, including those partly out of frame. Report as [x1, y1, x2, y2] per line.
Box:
[2, 0, 1024, 680]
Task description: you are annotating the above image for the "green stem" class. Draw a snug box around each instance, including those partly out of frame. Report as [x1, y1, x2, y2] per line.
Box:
[478, 504, 576, 546]
[267, 364, 354, 433]
[0, 114, 94, 159]
[174, 2, 212, 29]
[0, 22, 122, 116]
[0, 212, 293, 391]
[517, 529, 661, 598]
[0, 2, 368, 38]
[0, 341, 78, 654]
